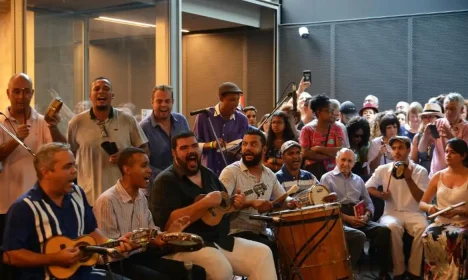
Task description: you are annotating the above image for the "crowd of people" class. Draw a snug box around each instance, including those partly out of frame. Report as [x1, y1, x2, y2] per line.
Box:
[0, 72, 467, 280]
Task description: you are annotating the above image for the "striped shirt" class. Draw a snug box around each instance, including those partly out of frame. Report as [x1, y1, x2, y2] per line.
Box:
[2, 182, 104, 280]
[94, 180, 159, 239]
[219, 160, 286, 235]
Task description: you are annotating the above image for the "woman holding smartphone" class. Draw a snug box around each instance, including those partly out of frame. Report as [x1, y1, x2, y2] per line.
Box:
[411, 103, 443, 173]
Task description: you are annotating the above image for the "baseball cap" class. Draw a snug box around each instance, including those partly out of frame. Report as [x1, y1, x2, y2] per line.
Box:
[280, 140, 301, 155]
[388, 136, 411, 147]
[219, 82, 243, 95]
[340, 101, 357, 116]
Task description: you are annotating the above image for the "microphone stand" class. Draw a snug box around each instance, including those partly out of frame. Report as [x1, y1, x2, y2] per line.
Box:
[202, 111, 228, 167]
[0, 122, 36, 157]
[257, 90, 294, 130]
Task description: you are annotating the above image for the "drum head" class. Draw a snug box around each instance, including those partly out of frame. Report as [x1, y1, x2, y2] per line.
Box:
[310, 184, 330, 205]
[392, 161, 406, 179]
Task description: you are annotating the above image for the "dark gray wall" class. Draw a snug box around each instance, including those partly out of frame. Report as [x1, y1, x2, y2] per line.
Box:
[279, 4, 468, 110]
[281, 0, 468, 24]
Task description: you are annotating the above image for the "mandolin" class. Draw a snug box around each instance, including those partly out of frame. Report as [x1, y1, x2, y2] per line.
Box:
[45, 228, 157, 279]
[195, 183, 267, 226]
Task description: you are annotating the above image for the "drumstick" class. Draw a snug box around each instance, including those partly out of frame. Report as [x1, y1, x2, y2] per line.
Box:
[428, 201, 466, 219]
[271, 185, 299, 205]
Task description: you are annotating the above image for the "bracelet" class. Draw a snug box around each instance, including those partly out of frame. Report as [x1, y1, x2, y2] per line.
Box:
[210, 141, 214, 149]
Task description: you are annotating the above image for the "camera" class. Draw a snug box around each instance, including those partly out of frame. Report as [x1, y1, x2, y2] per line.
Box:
[298, 27, 309, 39]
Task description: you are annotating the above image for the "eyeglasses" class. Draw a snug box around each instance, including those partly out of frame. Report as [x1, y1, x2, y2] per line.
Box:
[11, 88, 33, 95]
[98, 121, 109, 137]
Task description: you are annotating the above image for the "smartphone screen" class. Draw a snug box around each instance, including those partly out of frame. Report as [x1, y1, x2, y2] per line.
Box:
[428, 125, 440, 139]
[303, 70, 311, 82]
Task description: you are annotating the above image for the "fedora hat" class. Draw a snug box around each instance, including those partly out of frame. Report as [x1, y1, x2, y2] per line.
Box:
[420, 103, 444, 118]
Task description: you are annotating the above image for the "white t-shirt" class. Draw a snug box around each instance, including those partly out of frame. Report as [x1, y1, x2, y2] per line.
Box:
[365, 161, 428, 213]
[67, 108, 148, 205]
[0, 108, 52, 213]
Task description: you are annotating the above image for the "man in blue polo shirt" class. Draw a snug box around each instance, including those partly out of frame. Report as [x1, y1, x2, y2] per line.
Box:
[140, 85, 189, 181]
[2, 142, 132, 280]
[276, 140, 318, 192]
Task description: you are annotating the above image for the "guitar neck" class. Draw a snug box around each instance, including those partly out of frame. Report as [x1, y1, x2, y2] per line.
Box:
[243, 189, 254, 196]
[99, 240, 121, 248]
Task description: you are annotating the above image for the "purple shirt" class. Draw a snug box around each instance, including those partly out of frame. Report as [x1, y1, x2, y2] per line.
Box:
[193, 104, 248, 176]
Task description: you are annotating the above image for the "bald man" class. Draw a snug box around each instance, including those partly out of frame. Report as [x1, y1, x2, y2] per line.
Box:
[0, 73, 65, 241]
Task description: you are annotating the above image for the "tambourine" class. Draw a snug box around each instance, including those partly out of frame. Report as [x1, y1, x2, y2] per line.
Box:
[293, 184, 330, 206]
[392, 161, 407, 179]
[45, 97, 63, 120]
[160, 232, 204, 252]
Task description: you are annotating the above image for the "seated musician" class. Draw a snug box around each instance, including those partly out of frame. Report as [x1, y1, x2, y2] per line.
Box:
[275, 140, 319, 192]
[1, 142, 132, 280]
[93, 147, 206, 280]
[321, 148, 391, 280]
[366, 136, 429, 280]
[219, 129, 293, 267]
[149, 131, 277, 280]
[419, 138, 468, 280]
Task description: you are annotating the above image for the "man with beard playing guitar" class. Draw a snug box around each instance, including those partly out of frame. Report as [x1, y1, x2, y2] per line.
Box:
[150, 131, 277, 280]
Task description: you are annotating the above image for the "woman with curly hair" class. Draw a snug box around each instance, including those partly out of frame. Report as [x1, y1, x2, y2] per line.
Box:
[346, 116, 371, 180]
[263, 111, 297, 172]
[370, 111, 387, 140]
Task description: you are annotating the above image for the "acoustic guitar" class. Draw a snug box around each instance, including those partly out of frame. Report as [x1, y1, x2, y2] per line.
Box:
[45, 228, 157, 279]
[195, 183, 267, 226]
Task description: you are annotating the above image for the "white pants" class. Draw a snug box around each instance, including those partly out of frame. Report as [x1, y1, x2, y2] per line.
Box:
[163, 237, 277, 280]
[379, 211, 428, 277]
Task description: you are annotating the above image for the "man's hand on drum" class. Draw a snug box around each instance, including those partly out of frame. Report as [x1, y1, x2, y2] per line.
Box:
[286, 198, 302, 209]
[232, 189, 246, 209]
[251, 199, 274, 213]
[343, 214, 367, 228]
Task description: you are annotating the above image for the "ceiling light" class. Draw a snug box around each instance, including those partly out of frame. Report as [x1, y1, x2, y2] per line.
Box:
[95, 16, 156, 28]
[181, 29, 190, 33]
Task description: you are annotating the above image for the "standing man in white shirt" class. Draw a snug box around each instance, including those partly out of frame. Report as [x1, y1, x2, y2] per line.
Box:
[67, 77, 148, 205]
[366, 136, 429, 280]
[0, 73, 65, 242]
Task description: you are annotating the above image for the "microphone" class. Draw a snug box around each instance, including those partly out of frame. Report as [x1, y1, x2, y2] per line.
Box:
[80, 246, 118, 256]
[249, 215, 283, 223]
[190, 108, 209, 116]
[291, 83, 298, 112]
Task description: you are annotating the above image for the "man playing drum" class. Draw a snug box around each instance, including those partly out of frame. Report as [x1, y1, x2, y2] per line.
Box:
[150, 131, 277, 280]
[93, 147, 206, 279]
[219, 129, 294, 266]
[321, 148, 392, 279]
[366, 136, 429, 280]
[276, 140, 319, 192]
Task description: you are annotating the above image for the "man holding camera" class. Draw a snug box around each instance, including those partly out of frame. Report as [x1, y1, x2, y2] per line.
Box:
[366, 136, 429, 280]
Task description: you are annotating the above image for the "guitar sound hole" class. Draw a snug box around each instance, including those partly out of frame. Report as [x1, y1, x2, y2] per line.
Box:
[219, 198, 230, 210]
[76, 242, 93, 262]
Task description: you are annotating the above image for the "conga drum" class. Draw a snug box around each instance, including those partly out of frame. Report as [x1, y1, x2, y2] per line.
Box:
[270, 203, 351, 280]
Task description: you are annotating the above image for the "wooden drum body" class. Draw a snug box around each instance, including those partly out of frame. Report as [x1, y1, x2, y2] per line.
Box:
[271, 203, 351, 280]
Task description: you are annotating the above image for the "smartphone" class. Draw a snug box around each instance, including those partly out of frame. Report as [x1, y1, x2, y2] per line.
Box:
[428, 124, 440, 139]
[303, 70, 311, 83]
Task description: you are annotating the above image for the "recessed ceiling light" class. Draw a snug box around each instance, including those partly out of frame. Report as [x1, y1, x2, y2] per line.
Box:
[95, 16, 156, 28]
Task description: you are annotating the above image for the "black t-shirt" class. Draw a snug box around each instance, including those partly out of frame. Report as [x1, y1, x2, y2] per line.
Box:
[149, 165, 234, 251]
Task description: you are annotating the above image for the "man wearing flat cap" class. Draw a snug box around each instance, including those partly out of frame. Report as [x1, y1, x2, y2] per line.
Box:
[365, 136, 429, 280]
[193, 82, 248, 176]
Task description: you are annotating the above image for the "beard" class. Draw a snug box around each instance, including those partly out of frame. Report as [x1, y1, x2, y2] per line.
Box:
[96, 104, 110, 111]
[176, 152, 201, 176]
[242, 151, 263, 167]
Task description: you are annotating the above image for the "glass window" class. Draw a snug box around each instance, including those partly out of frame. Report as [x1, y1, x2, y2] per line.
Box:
[26, 1, 169, 132]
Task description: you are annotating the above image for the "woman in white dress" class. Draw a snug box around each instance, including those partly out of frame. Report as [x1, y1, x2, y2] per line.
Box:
[419, 138, 468, 280]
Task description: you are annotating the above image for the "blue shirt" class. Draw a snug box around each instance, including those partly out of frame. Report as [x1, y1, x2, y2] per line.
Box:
[193, 104, 248, 176]
[2, 183, 103, 280]
[140, 112, 189, 178]
[275, 165, 318, 192]
[320, 167, 375, 215]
